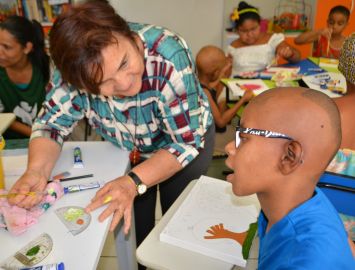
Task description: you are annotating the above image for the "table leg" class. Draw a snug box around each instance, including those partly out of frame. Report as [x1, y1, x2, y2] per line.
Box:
[114, 212, 138, 270]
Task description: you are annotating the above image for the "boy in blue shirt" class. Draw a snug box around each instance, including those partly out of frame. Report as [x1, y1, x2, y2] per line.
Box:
[225, 87, 354, 268]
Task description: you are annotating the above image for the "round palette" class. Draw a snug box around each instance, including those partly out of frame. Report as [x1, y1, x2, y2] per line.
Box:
[55, 206, 91, 236]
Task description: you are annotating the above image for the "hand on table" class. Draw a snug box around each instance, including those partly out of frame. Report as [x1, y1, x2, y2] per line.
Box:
[85, 175, 137, 234]
[7, 170, 48, 209]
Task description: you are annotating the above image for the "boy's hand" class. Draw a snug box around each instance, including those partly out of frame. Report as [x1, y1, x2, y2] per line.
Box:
[319, 28, 332, 40]
[220, 60, 232, 79]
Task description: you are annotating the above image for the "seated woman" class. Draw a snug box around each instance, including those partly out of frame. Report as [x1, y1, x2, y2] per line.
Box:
[0, 16, 49, 139]
[326, 34, 355, 245]
[227, 1, 301, 76]
[294, 5, 350, 59]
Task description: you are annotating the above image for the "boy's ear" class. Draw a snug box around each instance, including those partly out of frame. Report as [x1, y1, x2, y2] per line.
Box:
[278, 140, 303, 175]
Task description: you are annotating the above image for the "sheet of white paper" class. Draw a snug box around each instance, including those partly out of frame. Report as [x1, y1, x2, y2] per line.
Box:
[160, 176, 260, 267]
[302, 72, 346, 98]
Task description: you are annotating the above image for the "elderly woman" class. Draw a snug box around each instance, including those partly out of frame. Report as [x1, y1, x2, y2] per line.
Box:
[8, 0, 214, 261]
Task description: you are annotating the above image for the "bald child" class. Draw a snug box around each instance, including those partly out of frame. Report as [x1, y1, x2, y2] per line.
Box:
[196, 45, 253, 130]
[225, 87, 355, 268]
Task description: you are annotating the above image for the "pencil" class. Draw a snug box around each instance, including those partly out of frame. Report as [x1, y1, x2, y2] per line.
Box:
[48, 173, 94, 182]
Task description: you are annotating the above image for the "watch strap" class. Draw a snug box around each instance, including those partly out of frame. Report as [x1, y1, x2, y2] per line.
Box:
[127, 171, 146, 195]
[127, 171, 142, 186]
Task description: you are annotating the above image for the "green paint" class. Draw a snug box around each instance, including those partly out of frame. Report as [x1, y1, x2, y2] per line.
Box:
[26, 245, 40, 256]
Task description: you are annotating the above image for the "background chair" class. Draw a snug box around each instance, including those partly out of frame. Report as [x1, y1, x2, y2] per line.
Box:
[317, 171, 355, 216]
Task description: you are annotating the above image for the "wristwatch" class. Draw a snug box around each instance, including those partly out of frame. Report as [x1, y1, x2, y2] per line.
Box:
[127, 171, 147, 195]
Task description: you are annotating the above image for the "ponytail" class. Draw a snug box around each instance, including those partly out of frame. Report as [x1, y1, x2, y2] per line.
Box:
[30, 19, 50, 83]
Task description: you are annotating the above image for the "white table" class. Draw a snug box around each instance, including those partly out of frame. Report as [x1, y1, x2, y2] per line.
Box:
[0, 113, 15, 134]
[136, 180, 259, 270]
[0, 141, 137, 270]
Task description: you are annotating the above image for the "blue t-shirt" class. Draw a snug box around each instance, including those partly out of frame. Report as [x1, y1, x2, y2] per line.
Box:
[258, 187, 355, 269]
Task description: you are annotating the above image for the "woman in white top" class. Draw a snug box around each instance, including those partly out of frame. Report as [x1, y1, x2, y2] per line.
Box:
[228, 1, 301, 76]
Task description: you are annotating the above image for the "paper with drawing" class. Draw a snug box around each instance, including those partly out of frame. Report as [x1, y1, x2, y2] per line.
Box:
[227, 79, 270, 98]
[160, 176, 260, 267]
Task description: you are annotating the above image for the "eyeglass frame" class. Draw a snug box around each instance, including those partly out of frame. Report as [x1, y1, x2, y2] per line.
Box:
[235, 126, 294, 147]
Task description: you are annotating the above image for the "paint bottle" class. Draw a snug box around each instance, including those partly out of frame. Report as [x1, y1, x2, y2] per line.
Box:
[0, 136, 5, 189]
[73, 147, 84, 168]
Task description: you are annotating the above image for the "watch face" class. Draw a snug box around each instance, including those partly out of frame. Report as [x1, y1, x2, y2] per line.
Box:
[137, 184, 147, 195]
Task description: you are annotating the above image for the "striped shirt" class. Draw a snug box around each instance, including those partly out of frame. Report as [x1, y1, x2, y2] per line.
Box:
[32, 23, 213, 167]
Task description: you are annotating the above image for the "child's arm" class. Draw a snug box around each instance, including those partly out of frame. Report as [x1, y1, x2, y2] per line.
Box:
[204, 88, 253, 129]
[9, 120, 32, 137]
[294, 28, 332, 45]
[276, 41, 301, 63]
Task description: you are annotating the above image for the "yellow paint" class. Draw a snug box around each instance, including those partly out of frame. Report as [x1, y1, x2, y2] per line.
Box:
[104, 195, 112, 204]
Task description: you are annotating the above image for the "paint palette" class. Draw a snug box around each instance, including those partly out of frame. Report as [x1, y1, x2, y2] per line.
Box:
[55, 206, 91, 236]
[1, 233, 53, 268]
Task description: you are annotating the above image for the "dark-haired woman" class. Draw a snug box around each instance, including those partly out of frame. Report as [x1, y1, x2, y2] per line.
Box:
[0, 16, 49, 139]
[8, 1, 214, 265]
[228, 1, 300, 76]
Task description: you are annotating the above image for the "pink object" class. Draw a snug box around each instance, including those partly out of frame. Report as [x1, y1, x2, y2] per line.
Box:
[260, 19, 269, 33]
[0, 182, 64, 235]
[241, 84, 262, 91]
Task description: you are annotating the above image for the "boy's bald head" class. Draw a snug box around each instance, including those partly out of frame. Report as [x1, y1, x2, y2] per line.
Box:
[244, 87, 341, 176]
[196, 45, 226, 79]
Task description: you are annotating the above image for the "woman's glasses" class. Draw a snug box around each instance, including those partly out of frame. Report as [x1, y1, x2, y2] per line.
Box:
[235, 126, 294, 147]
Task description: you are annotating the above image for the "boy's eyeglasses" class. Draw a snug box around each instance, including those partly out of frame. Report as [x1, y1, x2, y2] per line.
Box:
[235, 126, 294, 147]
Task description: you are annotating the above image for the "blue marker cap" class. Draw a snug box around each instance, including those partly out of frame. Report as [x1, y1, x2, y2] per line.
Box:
[58, 262, 65, 270]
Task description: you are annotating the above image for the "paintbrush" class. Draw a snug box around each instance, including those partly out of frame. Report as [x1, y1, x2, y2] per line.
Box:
[0, 191, 47, 198]
[326, 29, 332, 57]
